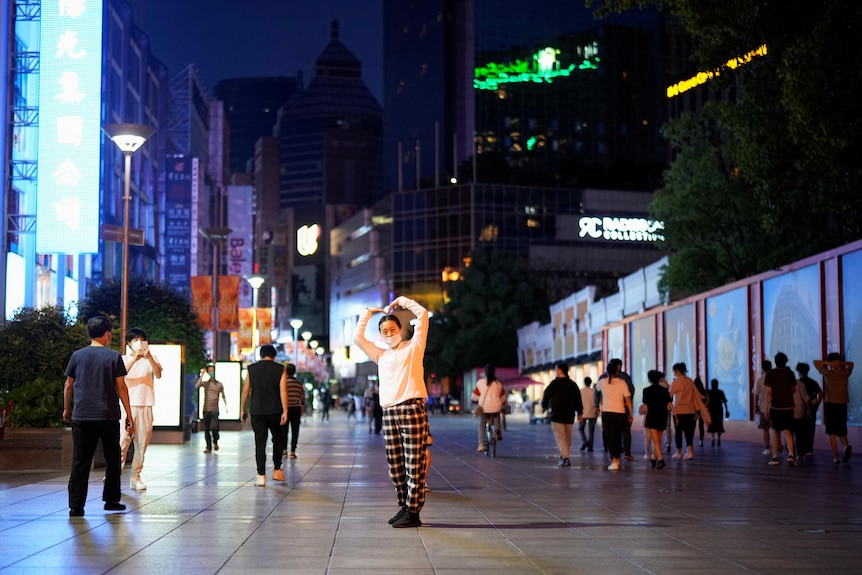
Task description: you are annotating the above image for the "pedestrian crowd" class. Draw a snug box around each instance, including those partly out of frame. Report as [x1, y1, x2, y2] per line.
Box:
[59, 313, 854, 526]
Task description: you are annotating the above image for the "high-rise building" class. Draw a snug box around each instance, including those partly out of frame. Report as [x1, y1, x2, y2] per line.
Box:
[214, 76, 300, 175]
[274, 20, 383, 210]
[1, 0, 169, 318]
[383, 0, 677, 192]
[259, 21, 383, 347]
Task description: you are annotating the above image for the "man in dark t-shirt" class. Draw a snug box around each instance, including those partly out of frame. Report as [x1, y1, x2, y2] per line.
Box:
[241, 345, 288, 486]
[63, 316, 134, 517]
[765, 352, 797, 467]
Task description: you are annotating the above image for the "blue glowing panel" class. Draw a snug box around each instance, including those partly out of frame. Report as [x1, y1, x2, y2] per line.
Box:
[706, 288, 749, 420]
[36, 0, 103, 254]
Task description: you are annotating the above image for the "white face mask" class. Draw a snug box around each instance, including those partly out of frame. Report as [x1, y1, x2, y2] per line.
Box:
[130, 340, 142, 352]
[383, 334, 402, 349]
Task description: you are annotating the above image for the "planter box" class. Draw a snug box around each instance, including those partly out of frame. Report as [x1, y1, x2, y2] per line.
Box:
[0, 427, 106, 471]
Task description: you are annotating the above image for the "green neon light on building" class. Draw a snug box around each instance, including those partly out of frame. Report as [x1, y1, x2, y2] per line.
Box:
[474, 46, 596, 90]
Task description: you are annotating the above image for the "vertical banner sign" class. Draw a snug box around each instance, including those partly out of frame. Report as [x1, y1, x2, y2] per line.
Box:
[237, 308, 253, 350]
[257, 308, 273, 345]
[218, 275, 239, 331]
[190, 275, 212, 329]
[36, 0, 104, 253]
[165, 157, 193, 291]
[227, 185, 253, 308]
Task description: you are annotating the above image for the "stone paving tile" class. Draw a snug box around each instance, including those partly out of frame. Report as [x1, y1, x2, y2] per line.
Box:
[0, 413, 860, 574]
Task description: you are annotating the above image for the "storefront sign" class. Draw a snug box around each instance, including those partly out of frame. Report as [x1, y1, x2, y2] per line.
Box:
[578, 216, 664, 242]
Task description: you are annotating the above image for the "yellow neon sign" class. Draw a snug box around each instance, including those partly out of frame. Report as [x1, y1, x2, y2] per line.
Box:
[666, 45, 767, 99]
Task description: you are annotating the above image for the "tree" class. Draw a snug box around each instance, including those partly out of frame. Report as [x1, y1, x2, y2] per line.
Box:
[77, 277, 207, 374]
[0, 307, 89, 427]
[649, 102, 779, 296]
[426, 248, 550, 377]
[588, 0, 862, 295]
[0, 307, 89, 394]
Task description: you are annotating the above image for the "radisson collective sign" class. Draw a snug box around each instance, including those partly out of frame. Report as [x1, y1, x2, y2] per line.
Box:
[578, 216, 664, 243]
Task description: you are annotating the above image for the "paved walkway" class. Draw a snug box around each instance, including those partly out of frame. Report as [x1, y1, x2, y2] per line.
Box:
[0, 412, 859, 574]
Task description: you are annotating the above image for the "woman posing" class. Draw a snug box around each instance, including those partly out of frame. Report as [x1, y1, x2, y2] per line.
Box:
[354, 296, 430, 528]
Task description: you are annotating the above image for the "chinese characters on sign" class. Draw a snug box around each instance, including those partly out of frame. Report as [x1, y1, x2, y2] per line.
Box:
[36, 0, 103, 254]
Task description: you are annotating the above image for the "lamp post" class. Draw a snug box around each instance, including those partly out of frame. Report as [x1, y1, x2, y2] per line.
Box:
[289, 318, 303, 366]
[102, 123, 156, 343]
[245, 275, 265, 352]
[200, 226, 232, 359]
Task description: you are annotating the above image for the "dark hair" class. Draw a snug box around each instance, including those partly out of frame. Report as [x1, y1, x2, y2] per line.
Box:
[125, 327, 147, 344]
[827, 352, 843, 361]
[761, 360, 772, 371]
[86, 316, 112, 339]
[555, 362, 569, 374]
[795, 362, 810, 375]
[285, 362, 297, 376]
[672, 362, 687, 375]
[378, 314, 401, 330]
[710, 378, 719, 388]
[484, 364, 497, 383]
[647, 370, 663, 385]
[583, 376, 592, 387]
[774, 352, 788, 367]
[259, 344, 277, 358]
[607, 361, 620, 377]
[609, 358, 622, 368]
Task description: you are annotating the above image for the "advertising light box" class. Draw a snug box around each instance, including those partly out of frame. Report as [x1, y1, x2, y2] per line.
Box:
[150, 343, 184, 428]
[198, 361, 243, 421]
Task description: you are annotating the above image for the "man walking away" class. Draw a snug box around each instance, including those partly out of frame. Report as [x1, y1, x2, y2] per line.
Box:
[241, 345, 288, 486]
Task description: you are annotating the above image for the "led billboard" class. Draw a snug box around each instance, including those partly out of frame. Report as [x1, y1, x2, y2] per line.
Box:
[36, 0, 103, 254]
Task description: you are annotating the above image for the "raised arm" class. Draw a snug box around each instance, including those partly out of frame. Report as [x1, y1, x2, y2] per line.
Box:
[390, 296, 429, 349]
[353, 308, 385, 364]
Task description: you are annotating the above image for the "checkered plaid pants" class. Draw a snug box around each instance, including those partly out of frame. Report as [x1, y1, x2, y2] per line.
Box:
[383, 399, 429, 513]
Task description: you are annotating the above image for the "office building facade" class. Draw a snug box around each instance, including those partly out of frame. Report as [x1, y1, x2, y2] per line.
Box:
[1, 0, 169, 319]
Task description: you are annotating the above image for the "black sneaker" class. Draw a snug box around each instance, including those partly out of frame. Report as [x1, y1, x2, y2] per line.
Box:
[392, 511, 422, 528]
[843, 445, 853, 462]
[656, 459, 666, 470]
[388, 507, 407, 525]
[562, 458, 571, 467]
[69, 508, 85, 517]
[557, 457, 565, 467]
[103, 502, 126, 511]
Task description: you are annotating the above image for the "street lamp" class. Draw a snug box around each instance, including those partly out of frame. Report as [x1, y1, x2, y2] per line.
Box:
[102, 123, 156, 343]
[245, 275, 265, 352]
[289, 318, 303, 366]
[200, 227, 232, 360]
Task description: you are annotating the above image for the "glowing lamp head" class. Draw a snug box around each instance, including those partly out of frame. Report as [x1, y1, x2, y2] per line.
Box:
[102, 123, 156, 153]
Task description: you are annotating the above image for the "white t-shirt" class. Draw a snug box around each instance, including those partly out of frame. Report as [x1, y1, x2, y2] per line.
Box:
[353, 297, 429, 408]
[123, 354, 156, 406]
[598, 376, 630, 414]
[580, 386, 597, 418]
[472, 378, 506, 413]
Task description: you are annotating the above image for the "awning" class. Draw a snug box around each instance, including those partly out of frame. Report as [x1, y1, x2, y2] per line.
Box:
[501, 376, 542, 389]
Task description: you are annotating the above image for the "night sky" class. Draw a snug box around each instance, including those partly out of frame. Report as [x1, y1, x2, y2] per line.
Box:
[134, 0, 383, 103]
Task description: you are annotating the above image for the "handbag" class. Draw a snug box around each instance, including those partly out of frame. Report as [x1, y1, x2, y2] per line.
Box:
[692, 380, 712, 426]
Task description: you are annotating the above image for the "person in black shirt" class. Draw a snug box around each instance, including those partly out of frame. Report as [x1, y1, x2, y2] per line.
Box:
[541, 363, 583, 467]
[241, 345, 288, 486]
